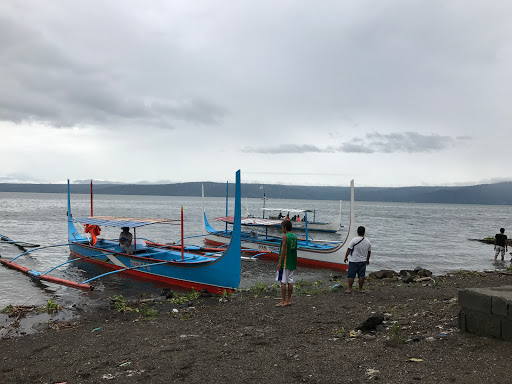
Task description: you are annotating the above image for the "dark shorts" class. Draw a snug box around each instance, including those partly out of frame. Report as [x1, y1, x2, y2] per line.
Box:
[347, 261, 367, 279]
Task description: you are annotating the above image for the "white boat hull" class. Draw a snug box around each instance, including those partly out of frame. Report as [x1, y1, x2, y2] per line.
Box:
[203, 180, 356, 271]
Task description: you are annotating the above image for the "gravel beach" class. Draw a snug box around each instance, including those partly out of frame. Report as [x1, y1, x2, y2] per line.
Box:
[1, 271, 512, 384]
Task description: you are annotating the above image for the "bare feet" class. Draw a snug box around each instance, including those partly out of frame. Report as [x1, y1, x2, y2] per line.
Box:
[345, 290, 352, 294]
[276, 302, 287, 307]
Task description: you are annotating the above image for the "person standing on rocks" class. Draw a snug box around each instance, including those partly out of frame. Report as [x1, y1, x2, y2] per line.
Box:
[494, 228, 508, 262]
[344, 226, 372, 293]
[276, 219, 298, 307]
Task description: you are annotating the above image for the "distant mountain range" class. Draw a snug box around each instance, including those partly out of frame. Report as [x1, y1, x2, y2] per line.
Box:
[1, 181, 512, 205]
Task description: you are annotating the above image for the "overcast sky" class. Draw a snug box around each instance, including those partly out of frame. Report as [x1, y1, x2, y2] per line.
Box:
[1, 1, 511, 187]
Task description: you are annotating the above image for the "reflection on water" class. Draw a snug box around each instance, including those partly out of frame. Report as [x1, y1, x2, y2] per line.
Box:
[1, 191, 511, 308]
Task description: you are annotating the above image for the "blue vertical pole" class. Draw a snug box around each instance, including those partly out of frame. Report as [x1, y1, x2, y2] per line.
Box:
[225, 181, 228, 234]
[305, 212, 309, 246]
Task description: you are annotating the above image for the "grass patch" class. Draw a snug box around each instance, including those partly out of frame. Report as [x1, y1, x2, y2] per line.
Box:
[112, 295, 131, 313]
[453, 270, 481, 276]
[43, 299, 61, 314]
[136, 304, 158, 320]
[168, 291, 200, 305]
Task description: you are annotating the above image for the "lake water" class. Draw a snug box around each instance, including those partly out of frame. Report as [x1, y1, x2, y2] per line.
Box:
[1, 191, 510, 308]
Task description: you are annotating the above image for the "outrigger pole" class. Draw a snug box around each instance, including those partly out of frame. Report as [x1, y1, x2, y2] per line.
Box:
[0, 233, 40, 251]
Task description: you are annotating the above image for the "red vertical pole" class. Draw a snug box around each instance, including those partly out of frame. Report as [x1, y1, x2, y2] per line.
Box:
[181, 206, 184, 260]
[90, 180, 93, 217]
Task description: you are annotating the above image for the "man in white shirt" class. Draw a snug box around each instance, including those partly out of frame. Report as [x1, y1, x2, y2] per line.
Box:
[344, 226, 372, 293]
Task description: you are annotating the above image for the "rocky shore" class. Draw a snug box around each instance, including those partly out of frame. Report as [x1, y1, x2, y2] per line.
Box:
[1, 271, 512, 383]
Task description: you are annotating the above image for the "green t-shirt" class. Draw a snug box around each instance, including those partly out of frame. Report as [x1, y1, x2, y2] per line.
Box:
[279, 232, 297, 270]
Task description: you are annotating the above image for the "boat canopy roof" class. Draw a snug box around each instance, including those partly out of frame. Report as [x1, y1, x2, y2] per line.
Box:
[74, 216, 178, 228]
[261, 208, 312, 213]
[215, 216, 283, 226]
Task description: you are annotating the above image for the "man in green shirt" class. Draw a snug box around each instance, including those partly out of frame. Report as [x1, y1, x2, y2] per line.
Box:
[276, 219, 298, 307]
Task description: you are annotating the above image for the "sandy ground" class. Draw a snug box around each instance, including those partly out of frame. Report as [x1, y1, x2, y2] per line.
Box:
[1, 271, 512, 384]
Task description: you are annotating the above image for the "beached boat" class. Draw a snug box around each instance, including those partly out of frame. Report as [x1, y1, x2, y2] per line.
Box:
[0, 171, 242, 294]
[202, 180, 356, 271]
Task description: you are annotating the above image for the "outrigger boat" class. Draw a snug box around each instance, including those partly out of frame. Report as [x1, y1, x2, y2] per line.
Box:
[237, 206, 342, 234]
[0, 171, 242, 294]
[203, 180, 356, 271]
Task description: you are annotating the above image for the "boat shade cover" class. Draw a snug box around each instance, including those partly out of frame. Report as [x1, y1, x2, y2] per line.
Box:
[215, 216, 283, 226]
[74, 216, 178, 228]
[261, 208, 313, 213]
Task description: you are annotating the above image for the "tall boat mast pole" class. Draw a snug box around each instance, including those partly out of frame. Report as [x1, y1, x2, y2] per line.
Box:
[90, 180, 93, 217]
[181, 206, 184, 260]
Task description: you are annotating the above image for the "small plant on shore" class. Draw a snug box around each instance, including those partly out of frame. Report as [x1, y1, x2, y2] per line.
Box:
[138, 304, 158, 320]
[507, 265, 512, 273]
[2, 304, 14, 314]
[454, 270, 481, 276]
[332, 327, 346, 337]
[112, 295, 129, 312]
[180, 312, 192, 320]
[221, 290, 233, 300]
[169, 291, 200, 305]
[44, 299, 61, 314]
[389, 321, 405, 344]
[295, 279, 328, 295]
[246, 282, 270, 298]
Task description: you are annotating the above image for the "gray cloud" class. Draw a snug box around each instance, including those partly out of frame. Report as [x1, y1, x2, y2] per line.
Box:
[244, 132, 466, 154]
[244, 144, 326, 154]
[0, 11, 225, 129]
[340, 132, 458, 153]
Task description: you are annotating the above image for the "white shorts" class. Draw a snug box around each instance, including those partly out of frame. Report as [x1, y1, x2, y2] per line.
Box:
[495, 246, 506, 257]
[276, 269, 295, 284]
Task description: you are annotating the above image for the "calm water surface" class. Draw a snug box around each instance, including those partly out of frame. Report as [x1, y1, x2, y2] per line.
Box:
[1, 191, 510, 308]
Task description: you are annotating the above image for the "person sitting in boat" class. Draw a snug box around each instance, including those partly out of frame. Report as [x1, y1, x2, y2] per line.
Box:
[119, 227, 133, 255]
[278, 212, 284, 219]
[291, 215, 297, 221]
[296, 216, 300, 222]
[286, 212, 290, 220]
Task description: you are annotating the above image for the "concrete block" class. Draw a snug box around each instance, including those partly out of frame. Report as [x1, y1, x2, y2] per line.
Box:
[458, 309, 467, 332]
[459, 289, 492, 314]
[492, 296, 509, 317]
[464, 309, 501, 338]
[502, 319, 512, 342]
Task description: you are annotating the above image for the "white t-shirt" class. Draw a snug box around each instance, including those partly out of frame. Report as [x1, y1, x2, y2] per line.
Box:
[348, 236, 371, 263]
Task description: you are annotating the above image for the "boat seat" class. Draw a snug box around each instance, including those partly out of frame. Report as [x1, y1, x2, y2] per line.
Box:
[131, 239, 146, 252]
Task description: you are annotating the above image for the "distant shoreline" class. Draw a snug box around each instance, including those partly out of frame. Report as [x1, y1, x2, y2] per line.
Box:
[2, 181, 512, 205]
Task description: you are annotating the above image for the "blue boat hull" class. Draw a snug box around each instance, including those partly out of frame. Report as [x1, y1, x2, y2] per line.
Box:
[67, 171, 242, 293]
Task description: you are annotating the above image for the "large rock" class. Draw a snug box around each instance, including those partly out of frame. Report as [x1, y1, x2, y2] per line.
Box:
[417, 269, 432, 277]
[358, 313, 385, 331]
[369, 270, 396, 279]
[401, 272, 414, 284]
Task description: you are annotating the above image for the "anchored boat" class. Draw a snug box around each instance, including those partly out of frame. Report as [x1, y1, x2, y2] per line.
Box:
[1, 171, 242, 293]
[203, 180, 356, 271]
